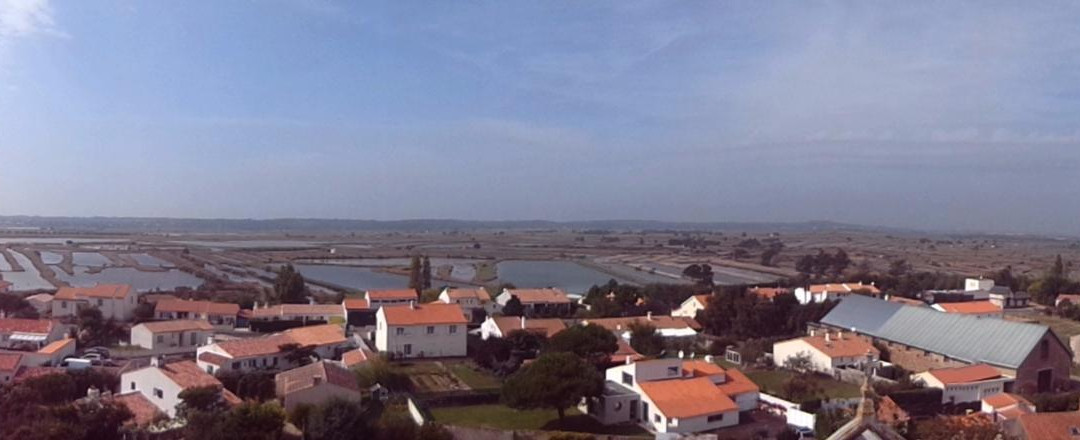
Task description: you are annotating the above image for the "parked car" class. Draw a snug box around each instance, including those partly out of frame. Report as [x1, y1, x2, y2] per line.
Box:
[789, 425, 815, 439]
[82, 347, 111, 358]
[60, 358, 93, 370]
[81, 352, 105, 362]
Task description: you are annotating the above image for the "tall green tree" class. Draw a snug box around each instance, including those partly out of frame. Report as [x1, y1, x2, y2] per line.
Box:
[502, 352, 603, 421]
[627, 323, 664, 357]
[421, 256, 432, 290]
[502, 295, 524, 317]
[303, 398, 371, 440]
[274, 264, 308, 304]
[545, 323, 618, 367]
[408, 256, 422, 292]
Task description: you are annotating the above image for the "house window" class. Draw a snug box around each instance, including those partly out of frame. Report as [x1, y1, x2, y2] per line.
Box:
[654, 414, 661, 423]
[427, 326, 434, 334]
[156, 335, 164, 343]
[667, 366, 679, 376]
[273, 357, 278, 366]
[153, 388, 164, 399]
[396, 328, 404, 336]
[130, 382, 136, 391]
[61, 301, 67, 309]
[1041, 340, 1049, 360]
[708, 413, 724, 423]
[97, 299, 104, 306]
[449, 325, 457, 334]
[232, 362, 240, 370]
[404, 344, 412, 355]
[622, 372, 633, 386]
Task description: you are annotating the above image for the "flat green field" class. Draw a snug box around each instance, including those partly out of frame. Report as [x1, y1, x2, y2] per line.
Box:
[430, 404, 649, 436]
[746, 369, 861, 402]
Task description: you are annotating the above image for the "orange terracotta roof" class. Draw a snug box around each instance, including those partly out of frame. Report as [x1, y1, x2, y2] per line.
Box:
[505, 288, 571, 304]
[0, 353, 21, 371]
[275, 360, 360, 395]
[342, 298, 369, 310]
[284, 324, 347, 346]
[682, 360, 725, 378]
[366, 289, 418, 301]
[155, 299, 240, 316]
[0, 318, 53, 334]
[887, 296, 925, 307]
[936, 301, 1002, 315]
[587, 315, 701, 332]
[222, 389, 242, 406]
[809, 282, 880, 295]
[638, 376, 738, 418]
[198, 352, 231, 366]
[37, 338, 74, 355]
[246, 303, 345, 319]
[749, 288, 791, 300]
[342, 347, 375, 367]
[609, 339, 645, 365]
[715, 368, 760, 396]
[798, 332, 879, 359]
[381, 303, 467, 325]
[160, 360, 223, 389]
[1018, 410, 1080, 440]
[983, 392, 1032, 409]
[212, 324, 345, 358]
[113, 392, 162, 427]
[138, 320, 214, 333]
[689, 294, 711, 306]
[215, 334, 293, 358]
[493, 316, 566, 337]
[54, 284, 132, 300]
[927, 364, 1002, 385]
[444, 288, 490, 302]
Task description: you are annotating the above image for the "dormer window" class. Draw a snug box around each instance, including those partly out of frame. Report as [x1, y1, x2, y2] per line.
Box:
[667, 366, 680, 376]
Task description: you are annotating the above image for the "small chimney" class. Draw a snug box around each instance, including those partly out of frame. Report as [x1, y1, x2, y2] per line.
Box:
[409, 300, 415, 310]
[678, 350, 685, 359]
[836, 332, 843, 340]
[810, 329, 816, 337]
[308, 297, 316, 305]
[825, 333, 832, 342]
[150, 356, 161, 367]
[520, 316, 526, 330]
[646, 311, 653, 321]
[206, 336, 215, 345]
[87, 386, 100, 400]
[704, 355, 714, 363]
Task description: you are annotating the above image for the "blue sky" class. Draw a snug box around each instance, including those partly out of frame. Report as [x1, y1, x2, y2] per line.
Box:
[2, 1, 1080, 234]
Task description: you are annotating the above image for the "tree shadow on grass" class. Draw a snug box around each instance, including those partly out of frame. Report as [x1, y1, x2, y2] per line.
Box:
[541, 415, 649, 436]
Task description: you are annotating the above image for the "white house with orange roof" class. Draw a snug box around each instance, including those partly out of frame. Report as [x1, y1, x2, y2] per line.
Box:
[275, 360, 363, 412]
[932, 301, 1003, 318]
[772, 330, 880, 373]
[130, 320, 215, 350]
[154, 299, 240, 329]
[671, 294, 710, 318]
[495, 288, 572, 316]
[196, 324, 349, 373]
[0, 318, 67, 349]
[794, 282, 880, 304]
[120, 358, 241, 418]
[914, 364, 1012, 404]
[52, 284, 136, 321]
[437, 287, 492, 321]
[365, 289, 418, 309]
[583, 357, 759, 434]
[243, 303, 344, 324]
[375, 303, 466, 358]
[585, 313, 701, 339]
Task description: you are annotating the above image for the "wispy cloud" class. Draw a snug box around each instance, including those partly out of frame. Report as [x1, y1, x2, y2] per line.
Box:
[0, 0, 62, 39]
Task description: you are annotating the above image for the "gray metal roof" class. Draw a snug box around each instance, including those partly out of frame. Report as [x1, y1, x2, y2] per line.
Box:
[821, 295, 1053, 369]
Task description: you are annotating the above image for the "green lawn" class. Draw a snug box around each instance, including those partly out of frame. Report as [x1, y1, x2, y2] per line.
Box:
[445, 362, 502, 390]
[746, 369, 861, 402]
[430, 404, 649, 436]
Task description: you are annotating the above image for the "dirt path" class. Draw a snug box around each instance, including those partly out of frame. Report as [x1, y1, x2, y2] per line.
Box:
[0, 247, 23, 271]
[57, 251, 75, 275]
[17, 248, 65, 288]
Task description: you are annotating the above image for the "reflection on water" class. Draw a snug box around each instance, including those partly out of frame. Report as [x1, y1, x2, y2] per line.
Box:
[2, 250, 55, 290]
[72, 252, 111, 267]
[295, 264, 415, 290]
[495, 260, 628, 294]
[55, 267, 204, 291]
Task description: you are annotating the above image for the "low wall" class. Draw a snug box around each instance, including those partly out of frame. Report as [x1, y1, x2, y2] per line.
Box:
[759, 393, 815, 429]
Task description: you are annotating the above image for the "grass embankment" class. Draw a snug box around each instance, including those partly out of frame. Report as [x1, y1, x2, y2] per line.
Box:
[430, 404, 649, 436]
[472, 261, 498, 284]
[746, 369, 861, 402]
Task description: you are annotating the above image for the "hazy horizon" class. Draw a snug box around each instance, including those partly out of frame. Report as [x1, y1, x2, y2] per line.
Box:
[3, 1, 1080, 235]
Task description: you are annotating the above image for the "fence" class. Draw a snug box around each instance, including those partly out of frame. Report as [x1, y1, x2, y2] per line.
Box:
[759, 393, 815, 430]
